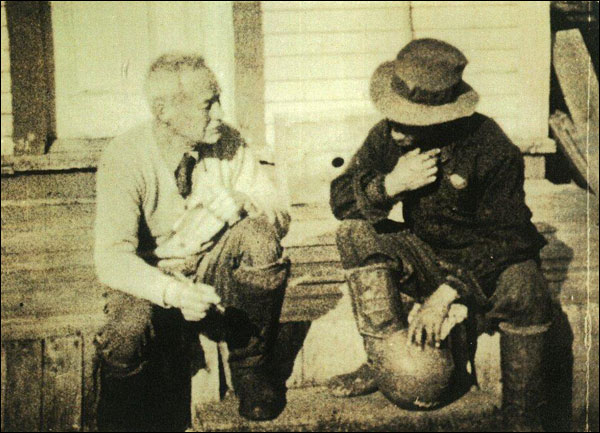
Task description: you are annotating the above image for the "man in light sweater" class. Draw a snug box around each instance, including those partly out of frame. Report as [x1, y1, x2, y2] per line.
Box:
[94, 54, 290, 431]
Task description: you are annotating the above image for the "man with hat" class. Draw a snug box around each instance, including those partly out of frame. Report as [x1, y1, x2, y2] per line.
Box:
[329, 39, 553, 431]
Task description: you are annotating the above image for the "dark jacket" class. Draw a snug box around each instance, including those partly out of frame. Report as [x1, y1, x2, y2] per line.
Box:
[330, 113, 547, 295]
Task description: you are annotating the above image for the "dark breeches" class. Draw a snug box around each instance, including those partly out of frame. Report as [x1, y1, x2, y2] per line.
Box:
[335, 219, 553, 328]
[95, 216, 287, 431]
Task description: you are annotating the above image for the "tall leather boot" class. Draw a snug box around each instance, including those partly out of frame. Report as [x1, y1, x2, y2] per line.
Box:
[225, 258, 290, 421]
[328, 263, 404, 398]
[343, 263, 456, 409]
[499, 322, 551, 432]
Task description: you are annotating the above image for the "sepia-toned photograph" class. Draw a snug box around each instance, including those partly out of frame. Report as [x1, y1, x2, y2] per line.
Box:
[1, 1, 598, 431]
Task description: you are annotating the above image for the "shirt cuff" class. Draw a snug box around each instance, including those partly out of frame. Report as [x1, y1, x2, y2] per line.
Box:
[365, 174, 393, 207]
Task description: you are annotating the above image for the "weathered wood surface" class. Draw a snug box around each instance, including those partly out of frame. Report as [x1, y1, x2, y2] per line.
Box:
[552, 29, 600, 197]
[3, 340, 43, 432]
[550, 111, 599, 218]
[41, 335, 83, 432]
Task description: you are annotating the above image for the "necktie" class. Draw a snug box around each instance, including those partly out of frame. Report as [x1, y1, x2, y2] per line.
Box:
[174, 152, 197, 198]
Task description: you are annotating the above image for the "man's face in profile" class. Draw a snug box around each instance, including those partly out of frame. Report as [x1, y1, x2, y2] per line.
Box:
[162, 68, 224, 145]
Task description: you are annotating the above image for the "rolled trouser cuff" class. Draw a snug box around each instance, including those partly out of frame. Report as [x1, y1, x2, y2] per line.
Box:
[499, 321, 552, 336]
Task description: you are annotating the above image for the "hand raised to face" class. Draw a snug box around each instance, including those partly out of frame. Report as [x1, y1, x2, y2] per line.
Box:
[384, 147, 441, 196]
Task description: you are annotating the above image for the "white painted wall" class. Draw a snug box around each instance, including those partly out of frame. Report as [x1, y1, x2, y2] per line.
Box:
[411, 1, 551, 147]
[263, 1, 552, 152]
[262, 1, 413, 149]
[51, 1, 236, 139]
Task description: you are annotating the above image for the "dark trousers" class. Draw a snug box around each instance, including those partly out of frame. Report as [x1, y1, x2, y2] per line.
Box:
[335, 219, 553, 330]
[95, 217, 287, 431]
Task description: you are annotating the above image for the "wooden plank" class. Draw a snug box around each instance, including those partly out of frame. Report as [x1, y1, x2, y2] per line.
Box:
[4, 339, 43, 432]
[265, 30, 413, 57]
[552, 29, 599, 197]
[549, 111, 600, 215]
[265, 52, 395, 81]
[281, 294, 343, 322]
[1, 228, 93, 255]
[1, 202, 95, 233]
[414, 27, 521, 51]
[263, 1, 409, 11]
[553, 29, 600, 129]
[286, 244, 340, 264]
[263, 7, 411, 34]
[1, 264, 98, 292]
[264, 51, 517, 82]
[81, 333, 99, 432]
[1, 314, 105, 342]
[0, 172, 96, 202]
[290, 261, 342, 281]
[1, 250, 94, 272]
[42, 335, 83, 432]
[1, 285, 106, 320]
[412, 4, 521, 30]
[1, 343, 5, 431]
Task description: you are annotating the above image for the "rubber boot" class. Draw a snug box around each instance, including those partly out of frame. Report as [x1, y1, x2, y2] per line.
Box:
[499, 322, 551, 432]
[226, 258, 290, 421]
[327, 264, 404, 398]
[342, 263, 455, 409]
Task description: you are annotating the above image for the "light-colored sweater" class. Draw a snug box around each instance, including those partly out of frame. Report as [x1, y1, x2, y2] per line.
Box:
[94, 121, 286, 306]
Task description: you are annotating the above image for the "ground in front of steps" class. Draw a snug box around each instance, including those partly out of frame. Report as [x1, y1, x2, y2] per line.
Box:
[192, 386, 502, 432]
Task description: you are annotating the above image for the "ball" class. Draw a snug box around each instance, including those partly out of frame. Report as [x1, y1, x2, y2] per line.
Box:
[369, 329, 455, 410]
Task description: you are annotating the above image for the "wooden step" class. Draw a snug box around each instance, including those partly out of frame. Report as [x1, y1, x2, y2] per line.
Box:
[193, 386, 501, 432]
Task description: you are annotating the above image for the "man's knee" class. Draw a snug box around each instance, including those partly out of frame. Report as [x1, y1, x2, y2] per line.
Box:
[234, 216, 282, 266]
[96, 290, 154, 377]
[336, 219, 372, 248]
[489, 260, 553, 327]
[230, 216, 289, 293]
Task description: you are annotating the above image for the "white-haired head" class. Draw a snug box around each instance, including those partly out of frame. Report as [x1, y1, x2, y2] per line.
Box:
[145, 53, 224, 144]
[145, 53, 220, 115]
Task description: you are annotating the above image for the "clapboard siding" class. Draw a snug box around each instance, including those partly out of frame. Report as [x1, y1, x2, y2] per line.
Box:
[263, 1, 552, 152]
[412, 1, 551, 144]
[411, 3, 521, 30]
[262, 1, 411, 147]
[263, 6, 412, 34]
[1, 1, 14, 156]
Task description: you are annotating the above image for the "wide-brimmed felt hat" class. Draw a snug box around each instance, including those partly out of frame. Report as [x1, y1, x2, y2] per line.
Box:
[370, 38, 479, 126]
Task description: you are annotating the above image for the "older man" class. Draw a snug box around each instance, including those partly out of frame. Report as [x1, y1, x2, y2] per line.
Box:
[328, 39, 553, 431]
[94, 54, 290, 430]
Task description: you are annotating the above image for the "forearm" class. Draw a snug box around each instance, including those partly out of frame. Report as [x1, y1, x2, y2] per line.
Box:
[95, 243, 178, 307]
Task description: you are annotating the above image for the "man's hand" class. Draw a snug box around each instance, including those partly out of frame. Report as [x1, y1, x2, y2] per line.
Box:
[384, 148, 440, 196]
[206, 189, 243, 225]
[407, 283, 458, 348]
[164, 279, 221, 321]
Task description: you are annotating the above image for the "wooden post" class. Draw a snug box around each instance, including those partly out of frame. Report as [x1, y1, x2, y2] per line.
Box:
[4, 1, 55, 155]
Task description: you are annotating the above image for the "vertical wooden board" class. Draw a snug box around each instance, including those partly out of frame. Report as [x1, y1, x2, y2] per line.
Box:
[553, 29, 600, 128]
[41, 335, 83, 432]
[81, 333, 99, 432]
[4, 339, 43, 432]
[1, 343, 6, 431]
